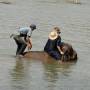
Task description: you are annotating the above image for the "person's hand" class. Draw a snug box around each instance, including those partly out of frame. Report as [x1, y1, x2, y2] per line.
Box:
[27, 43, 32, 49]
[61, 51, 64, 55]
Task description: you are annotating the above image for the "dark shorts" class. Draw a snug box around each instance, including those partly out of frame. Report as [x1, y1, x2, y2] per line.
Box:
[48, 50, 61, 60]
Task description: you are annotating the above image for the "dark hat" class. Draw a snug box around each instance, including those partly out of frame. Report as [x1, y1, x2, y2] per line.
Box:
[30, 24, 36, 30]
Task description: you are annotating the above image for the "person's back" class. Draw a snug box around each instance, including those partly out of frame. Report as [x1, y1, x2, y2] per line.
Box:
[44, 38, 57, 52]
[13, 24, 36, 56]
[44, 31, 61, 60]
[19, 27, 32, 36]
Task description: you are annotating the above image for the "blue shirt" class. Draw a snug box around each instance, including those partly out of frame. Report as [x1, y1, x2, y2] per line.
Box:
[19, 27, 32, 37]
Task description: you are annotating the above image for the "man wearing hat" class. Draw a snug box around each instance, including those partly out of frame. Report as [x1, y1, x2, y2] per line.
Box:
[13, 24, 36, 56]
[53, 27, 64, 55]
[44, 27, 63, 60]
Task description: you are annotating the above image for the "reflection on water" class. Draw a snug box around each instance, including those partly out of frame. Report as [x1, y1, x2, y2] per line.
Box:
[10, 58, 29, 90]
[43, 62, 75, 81]
[11, 59, 25, 81]
[10, 57, 76, 90]
[0, 0, 90, 90]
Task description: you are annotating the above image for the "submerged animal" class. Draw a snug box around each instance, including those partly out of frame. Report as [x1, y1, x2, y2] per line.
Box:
[59, 42, 77, 61]
[24, 42, 77, 62]
[11, 34, 77, 62]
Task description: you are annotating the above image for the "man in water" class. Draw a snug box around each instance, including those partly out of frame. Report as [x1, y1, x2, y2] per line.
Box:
[12, 24, 36, 56]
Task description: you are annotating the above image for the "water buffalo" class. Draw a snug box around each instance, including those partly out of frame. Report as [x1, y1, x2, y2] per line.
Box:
[11, 34, 77, 62]
[24, 42, 77, 62]
[60, 42, 77, 61]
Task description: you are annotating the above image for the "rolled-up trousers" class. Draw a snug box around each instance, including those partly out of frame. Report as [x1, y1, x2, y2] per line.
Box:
[13, 35, 27, 55]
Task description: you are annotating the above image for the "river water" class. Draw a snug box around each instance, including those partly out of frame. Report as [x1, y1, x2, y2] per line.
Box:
[0, 0, 90, 90]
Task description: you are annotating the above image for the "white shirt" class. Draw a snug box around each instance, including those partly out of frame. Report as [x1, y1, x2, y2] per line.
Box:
[19, 27, 32, 37]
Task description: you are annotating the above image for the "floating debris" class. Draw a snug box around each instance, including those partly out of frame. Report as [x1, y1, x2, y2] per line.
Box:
[0, 1, 12, 4]
[67, 0, 81, 4]
[73, 0, 81, 4]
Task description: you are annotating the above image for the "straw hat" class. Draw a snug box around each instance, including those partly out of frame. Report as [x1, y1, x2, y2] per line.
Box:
[49, 31, 58, 40]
